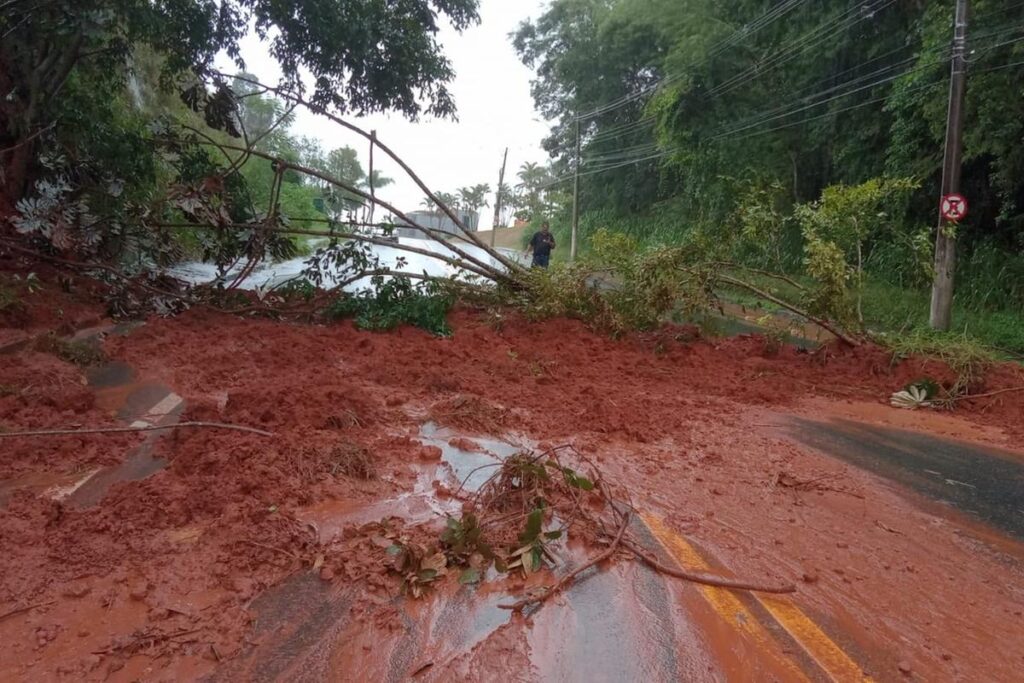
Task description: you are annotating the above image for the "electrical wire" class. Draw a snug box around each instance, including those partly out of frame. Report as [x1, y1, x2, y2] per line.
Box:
[710, 55, 949, 140]
[572, 0, 896, 156]
[705, 0, 896, 101]
[535, 9, 1024, 187]
[574, 0, 809, 120]
[578, 26, 1019, 164]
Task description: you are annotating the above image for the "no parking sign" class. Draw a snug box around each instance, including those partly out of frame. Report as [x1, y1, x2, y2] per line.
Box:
[940, 194, 968, 222]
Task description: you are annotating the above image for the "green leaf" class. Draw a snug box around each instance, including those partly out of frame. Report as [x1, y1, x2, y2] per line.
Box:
[530, 548, 543, 572]
[572, 476, 595, 491]
[458, 568, 482, 585]
[385, 544, 403, 556]
[521, 508, 543, 543]
[544, 530, 563, 540]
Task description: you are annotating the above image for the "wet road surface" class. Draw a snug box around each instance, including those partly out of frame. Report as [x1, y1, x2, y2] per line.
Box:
[787, 417, 1024, 541]
[6, 323, 1022, 681]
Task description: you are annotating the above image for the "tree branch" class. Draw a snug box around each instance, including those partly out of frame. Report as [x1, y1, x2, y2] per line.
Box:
[0, 421, 275, 439]
[0, 241, 188, 302]
[193, 140, 516, 286]
[216, 72, 526, 275]
[715, 273, 859, 347]
[155, 221, 500, 283]
[622, 538, 796, 594]
[713, 262, 807, 292]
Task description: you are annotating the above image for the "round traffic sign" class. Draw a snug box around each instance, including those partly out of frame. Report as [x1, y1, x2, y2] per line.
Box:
[940, 194, 968, 222]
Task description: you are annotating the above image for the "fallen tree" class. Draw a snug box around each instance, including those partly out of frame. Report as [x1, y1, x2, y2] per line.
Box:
[3, 75, 864, 344]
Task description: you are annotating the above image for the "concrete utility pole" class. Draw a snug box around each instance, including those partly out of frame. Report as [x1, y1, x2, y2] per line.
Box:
[491, 147, 508, 247]
[570, 117, 581, 261]
[929, 0, 969, 331]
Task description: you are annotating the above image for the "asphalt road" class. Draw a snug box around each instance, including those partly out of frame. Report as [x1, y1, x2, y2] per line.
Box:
[787, 417, 1024, 541]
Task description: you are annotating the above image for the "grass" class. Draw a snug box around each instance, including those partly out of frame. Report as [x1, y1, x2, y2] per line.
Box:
[860, 280, 1024, 357]
[717, 270, 1024, 357]
[882, 327, 1000, 398]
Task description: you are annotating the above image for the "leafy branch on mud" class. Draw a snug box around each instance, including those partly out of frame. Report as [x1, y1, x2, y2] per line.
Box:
[381, 445, 795, 610]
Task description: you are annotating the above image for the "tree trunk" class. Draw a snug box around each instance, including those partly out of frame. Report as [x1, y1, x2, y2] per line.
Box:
[0, 137, 32, 222]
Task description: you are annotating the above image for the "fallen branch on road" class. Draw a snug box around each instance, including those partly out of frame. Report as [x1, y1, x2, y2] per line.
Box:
[716, 273, 859, 347]
[952, 386, 1024, 402]
[0, 421, 275, 438]
[498, 509, 631, 612]
[621, 538, 796, 594]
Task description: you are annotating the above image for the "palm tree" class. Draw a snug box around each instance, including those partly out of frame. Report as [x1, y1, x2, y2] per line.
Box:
[457, 184, 491, 214]
[362, 170, 393, 193]
[517, 162, 546, 189]
[434, 191, 459, 213]
[516, 162, 550, 221]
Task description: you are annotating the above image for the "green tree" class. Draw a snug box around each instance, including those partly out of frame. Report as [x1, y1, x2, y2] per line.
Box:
[458, 184, 491, 214]
[515, 0, 1024, 316]
[1, 0, 480, 209]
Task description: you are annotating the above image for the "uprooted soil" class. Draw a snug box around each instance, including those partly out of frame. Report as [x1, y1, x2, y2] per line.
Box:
[2, 278, 1024, 680]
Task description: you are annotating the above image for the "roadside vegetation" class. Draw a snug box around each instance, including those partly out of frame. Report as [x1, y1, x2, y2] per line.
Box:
[2, 0, 1021, 385]
[512, 0, 1024, 356]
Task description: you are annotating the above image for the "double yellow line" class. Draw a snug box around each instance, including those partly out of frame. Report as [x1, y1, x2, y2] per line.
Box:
[641, 512, 874, 682]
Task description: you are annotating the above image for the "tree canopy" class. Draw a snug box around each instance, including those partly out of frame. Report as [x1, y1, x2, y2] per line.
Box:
[0, 0, 480, 208]
[514, 0, 1024, 312]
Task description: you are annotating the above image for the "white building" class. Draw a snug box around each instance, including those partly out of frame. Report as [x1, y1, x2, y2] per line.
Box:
[397, 210, 479, 239]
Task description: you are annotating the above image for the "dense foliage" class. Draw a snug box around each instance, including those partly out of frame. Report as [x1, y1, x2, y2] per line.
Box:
[515, 0, 1024, 318]
[0, 0, 480, 249]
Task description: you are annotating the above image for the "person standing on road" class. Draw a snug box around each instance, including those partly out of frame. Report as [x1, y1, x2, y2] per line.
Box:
[525, 221, 556, 269]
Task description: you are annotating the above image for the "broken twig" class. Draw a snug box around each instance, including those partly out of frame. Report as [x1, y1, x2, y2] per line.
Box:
[0, 600, 55, 623]
[622, 538, 796, 594]
[953, 386, 1024, 402]
[0, 421, 275, 438]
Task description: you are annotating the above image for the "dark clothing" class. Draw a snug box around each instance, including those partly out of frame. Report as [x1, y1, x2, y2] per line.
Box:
[529, 231, 555, 268]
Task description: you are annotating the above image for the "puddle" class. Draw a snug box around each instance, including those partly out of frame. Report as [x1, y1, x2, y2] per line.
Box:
[229, 426, 702, 680]
[298, 424, 529, 543]
[417, 421, 529, 493]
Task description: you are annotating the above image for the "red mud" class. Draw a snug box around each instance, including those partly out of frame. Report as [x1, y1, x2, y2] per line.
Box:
[1, 298, 1023, 680]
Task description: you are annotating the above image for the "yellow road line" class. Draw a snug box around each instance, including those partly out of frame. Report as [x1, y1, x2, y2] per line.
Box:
[758, 595, 873, 682]
[640, 512, 873, 683]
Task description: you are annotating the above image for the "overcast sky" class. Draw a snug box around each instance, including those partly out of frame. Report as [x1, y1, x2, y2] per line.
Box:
[225, 0, 550, 223]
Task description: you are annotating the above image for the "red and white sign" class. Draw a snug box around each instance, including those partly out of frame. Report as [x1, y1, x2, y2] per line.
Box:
[940, 194, 968, 222]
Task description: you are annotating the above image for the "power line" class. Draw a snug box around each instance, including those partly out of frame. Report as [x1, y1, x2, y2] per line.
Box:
[585, 117, 656, 143]
[541, 54, 1024, 186]
[710, 54, 949, 140]
[705, 0, 896, 101]
[573, 0, 810, 121]
[570, 0, 897, 159]
[577, 26, 1019, 166]
[538, 6, 1024, 188]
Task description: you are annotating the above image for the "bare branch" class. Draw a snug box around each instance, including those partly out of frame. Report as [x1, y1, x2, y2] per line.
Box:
[154, 221, 501, 283]
[715, 273, 859, 347]
[622, 538, 796, 594]
[0, 421, 275, 439]
[217, 72, 525, 275]
[192, 140, 516, 286]
[713, 262, 808, 292]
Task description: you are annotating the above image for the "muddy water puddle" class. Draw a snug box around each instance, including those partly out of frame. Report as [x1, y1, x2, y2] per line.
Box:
[258, 425, 712, 681]
[298, 423, 530, 542]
